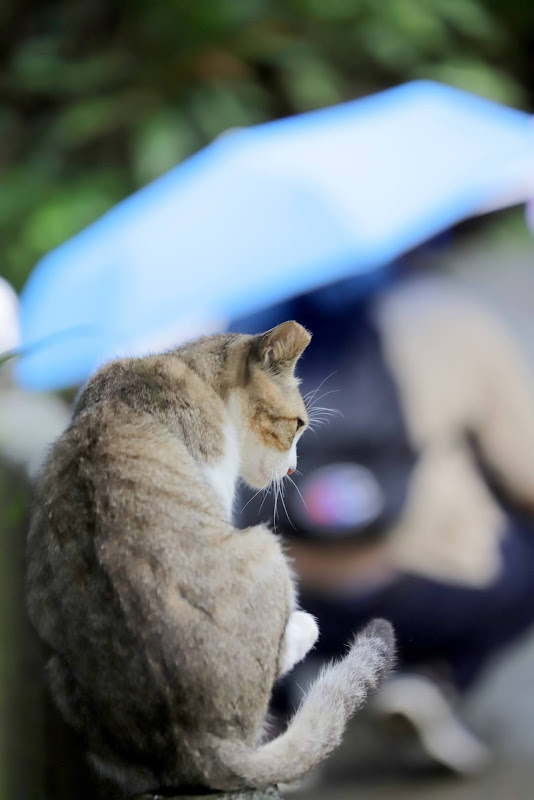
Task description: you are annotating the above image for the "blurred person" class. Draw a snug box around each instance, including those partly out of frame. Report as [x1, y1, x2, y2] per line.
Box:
[234, 261, 534, 777]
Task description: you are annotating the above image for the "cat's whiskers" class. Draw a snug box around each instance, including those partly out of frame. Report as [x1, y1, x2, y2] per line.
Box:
[306, 402, 343, 431]
[241, 485, 267, 513]
[307, 404, 341, 420]
[279, 477, 296, 530]
[306, 420, 327, 431]
[303, 372, 338, 408]
[286, 474, 308, 511]
[308, 405, 343, 417]
[258, 482, 272, 515]
[304, 378, 342, 437]
[305, 424, 321, 437]
[260, 468, 274, 510]
[272, 477, 281, 527]
[306, 416, 336, 430]
[308, 414, 330, 425]
[306, 389, 341, 412]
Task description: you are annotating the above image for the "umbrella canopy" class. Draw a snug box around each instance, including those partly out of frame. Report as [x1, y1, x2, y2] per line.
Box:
[15, 80, 534, 390]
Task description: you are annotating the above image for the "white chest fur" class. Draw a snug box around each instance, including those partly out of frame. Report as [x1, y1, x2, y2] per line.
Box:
[203, 419, 240, 520]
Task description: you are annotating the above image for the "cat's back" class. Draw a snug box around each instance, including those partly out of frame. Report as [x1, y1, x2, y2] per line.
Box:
[36, 353, 219, 529]
[23, 334, 313, 789]
[26, 357, 219, 643]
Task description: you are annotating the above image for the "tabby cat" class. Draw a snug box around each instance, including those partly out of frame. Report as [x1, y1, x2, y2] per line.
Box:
[26, 321, 395, 795]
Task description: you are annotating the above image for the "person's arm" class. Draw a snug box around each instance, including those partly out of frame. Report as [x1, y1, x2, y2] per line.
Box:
[469, 303, 534, 510]
[378, 277, 534, 512]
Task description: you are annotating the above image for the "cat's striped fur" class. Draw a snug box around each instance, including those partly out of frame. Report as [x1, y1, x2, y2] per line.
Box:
[26, 321, 395, 794]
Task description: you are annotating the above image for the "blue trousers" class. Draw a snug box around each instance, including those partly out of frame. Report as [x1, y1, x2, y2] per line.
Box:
[296, 520, 534, 692]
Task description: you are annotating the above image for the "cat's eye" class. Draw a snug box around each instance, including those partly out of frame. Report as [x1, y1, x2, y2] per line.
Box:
[296, 417, 305, 432]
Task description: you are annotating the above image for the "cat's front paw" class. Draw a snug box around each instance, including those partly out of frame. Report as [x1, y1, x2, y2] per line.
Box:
[279, 610, 319, 677]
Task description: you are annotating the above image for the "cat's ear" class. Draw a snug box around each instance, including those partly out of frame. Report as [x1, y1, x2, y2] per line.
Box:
[255, 321, 311, 373]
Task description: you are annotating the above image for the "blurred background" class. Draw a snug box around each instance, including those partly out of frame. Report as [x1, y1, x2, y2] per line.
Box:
[3, 1, 534, 799]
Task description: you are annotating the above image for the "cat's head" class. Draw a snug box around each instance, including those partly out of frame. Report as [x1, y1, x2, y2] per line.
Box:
[235, 321, 311, 489]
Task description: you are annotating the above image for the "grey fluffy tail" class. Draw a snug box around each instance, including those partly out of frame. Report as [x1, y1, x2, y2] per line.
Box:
[212, 618, 395, 790]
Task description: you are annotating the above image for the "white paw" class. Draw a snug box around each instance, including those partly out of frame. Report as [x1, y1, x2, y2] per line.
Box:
[279, 611, 319, 676]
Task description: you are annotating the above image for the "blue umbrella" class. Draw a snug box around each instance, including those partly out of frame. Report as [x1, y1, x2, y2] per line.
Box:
[15, 80, 534, 390]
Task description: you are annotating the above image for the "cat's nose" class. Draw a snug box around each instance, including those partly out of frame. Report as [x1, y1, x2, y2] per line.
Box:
[287, 468, 295, 475]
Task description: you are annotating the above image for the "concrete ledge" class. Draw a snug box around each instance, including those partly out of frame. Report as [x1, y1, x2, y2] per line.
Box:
[139, 787, 281, 800]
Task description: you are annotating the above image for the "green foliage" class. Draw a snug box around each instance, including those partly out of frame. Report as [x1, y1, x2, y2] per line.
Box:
[1, 0, 533, 291]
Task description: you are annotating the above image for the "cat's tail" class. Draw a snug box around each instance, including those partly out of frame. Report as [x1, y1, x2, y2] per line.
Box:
[211, 618, 395, 790]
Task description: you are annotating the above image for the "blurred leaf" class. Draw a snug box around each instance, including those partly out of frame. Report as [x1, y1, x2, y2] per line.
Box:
[230, 79, 272, 119]
[383, 0, 450, 52]
[416, 60, 525, 106]
[0, 164, 55, 229]
[288, 0, 362, 22]
[276, 49, 346, 111]
[51, 97, 126, 147]
[51, 92, 151, 148]
[0, 107, 25, 166]
[196, 0, 268, 29]
[140, 0, 268, 47]
[431, 0, 502, 42]
[9, 37, 132, 95]
[22, 171, 127, 254]
[131, 109, 198, 185]
[355, 19, 421, 71]
[233, 25, 297, 61]
[2, 237, 41, 292]
[188, 81, 269, 140]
